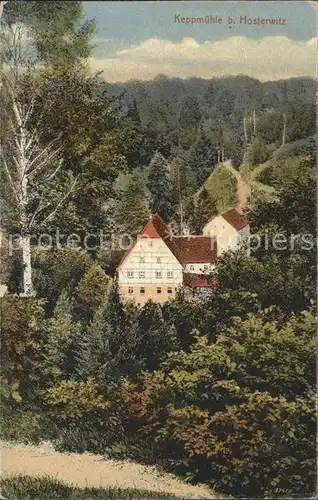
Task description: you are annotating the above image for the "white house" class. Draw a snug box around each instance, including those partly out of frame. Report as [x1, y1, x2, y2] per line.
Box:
[203, 208, 250, 256]
[117, 214, 217, 305]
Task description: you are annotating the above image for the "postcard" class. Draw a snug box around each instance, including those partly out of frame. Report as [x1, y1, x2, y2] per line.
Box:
[0, 1, 316, 498]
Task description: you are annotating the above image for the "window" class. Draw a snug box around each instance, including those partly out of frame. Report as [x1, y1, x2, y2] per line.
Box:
[204, 265, 209, 271]
[139, 271, 145, 278]
[127, 271, 134, 278]
[128, 287, 133, 294]
[167, 271, 173, 279]
[139, 256, 145, 263]
[190, 265, 194, 271]
[149, 241, 153, 247]
[156, 256, 161, 263]
[157, 287, 162, 294]
[156, 271, 162, 278]
[140, 287, 145, 294]
[167, 287, 172, 294]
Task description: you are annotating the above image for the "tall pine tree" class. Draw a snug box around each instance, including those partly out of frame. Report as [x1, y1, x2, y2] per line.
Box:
[147, 152, 172, 221]
[114, 174, 150, 236]
[187, 187, 218, 234]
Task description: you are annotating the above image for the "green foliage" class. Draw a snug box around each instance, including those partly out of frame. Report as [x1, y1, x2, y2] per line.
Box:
[147, 152, 172, 220]
[0, 475, 174, 499]
[0, 408, 51, 444]
[0, 296, 44, 403]
[77, 295, 179, 384]
[204, 165, 237, 213]
[40, 292, 82, 383]
[114, 174, 150, 236]
[3, 1, 96, 72]
[118, 312, 316, 497]
[0, 232, 12, 284]
[45, 379, 108, 420]
[214, 249, 315, 315]
[130, 301, 181, 372]
[243, 137, 271, 167]
[32, 247, 92, 312]
[75, 264, 111, 321]
[248, 165, 315, 235]
[187, 186, 218, 233]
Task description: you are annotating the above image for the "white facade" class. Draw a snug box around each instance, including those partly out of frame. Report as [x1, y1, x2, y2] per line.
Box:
[118, 236, 183, 286]
[184, 263, 216, 274]
[203, 216, 250, 256]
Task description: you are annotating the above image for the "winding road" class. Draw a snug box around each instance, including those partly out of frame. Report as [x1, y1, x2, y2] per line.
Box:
[222, 160, 251, 213]
[0, 441, 215, 499]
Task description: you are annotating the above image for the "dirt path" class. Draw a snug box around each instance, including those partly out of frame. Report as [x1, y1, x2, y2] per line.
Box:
[0, 441, 215, 498]
[222, 160, 251, 213]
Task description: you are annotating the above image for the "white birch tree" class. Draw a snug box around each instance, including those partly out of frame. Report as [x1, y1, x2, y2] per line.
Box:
[0, 22, 78, 295]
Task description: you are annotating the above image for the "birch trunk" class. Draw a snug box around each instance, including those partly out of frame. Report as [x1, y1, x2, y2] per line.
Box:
[20, 234, 32, 295]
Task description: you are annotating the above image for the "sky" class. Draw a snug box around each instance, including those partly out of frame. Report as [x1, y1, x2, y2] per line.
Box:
[83, 1, 317, 82]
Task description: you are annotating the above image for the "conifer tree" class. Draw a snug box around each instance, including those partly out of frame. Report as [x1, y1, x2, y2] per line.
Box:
[41, 292, 81, 382]
[147, 152, 172, 220]
[188, 187, 218, 234]
[114, 174, 150, 236]
[127, 99, 141, 125]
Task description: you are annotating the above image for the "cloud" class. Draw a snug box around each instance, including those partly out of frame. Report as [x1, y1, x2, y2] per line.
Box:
[88, 35, 317, 82]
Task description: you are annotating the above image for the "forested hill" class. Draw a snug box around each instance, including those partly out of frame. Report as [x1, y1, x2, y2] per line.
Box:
[104, 75, 315, 149]
[100, 75, 315, 185]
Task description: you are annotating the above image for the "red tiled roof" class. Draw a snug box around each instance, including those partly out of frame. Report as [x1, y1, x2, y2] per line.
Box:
[222, 209, 248, 231]
[118, 240, 137, 266]
[172, 236, 217, 264]
[118, 214, 217, 267]
[118, 214, 178, 267]
[183, 273, 217, 288]
[140, 214, 166, 238]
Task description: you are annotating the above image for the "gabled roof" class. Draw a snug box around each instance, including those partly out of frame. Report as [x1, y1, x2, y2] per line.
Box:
[173, 236, 217, 264]
[221, 209, 249, 231]
[118, 214, 180, 267]
[118, 214, 217, 267]
[118, 240, 137, 266]
[140, 214, 168, 239]
[183, 273, 217, 288]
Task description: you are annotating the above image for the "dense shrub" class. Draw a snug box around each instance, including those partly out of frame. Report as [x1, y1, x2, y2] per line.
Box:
[32, 247, 92, 313]
[0, 296, 45, 404]
[74, 264, 111, 321]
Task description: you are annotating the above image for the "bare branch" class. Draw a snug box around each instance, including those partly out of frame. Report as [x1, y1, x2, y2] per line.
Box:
[41, 175, 80, 225]
[27, 145, 62, 179]
[28, 194, 51, 229]
[0, 146, 20, 206]
[42, 158, 63, 183]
